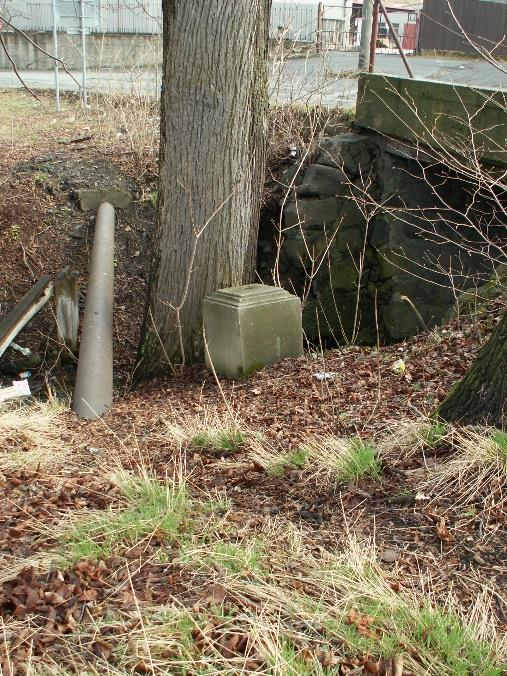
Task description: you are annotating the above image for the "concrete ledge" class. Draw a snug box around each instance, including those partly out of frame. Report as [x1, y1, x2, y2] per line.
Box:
[356, 74, 507, 167]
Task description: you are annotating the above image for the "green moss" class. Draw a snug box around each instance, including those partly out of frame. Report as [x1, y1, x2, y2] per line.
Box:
[239, 360, 265, 379]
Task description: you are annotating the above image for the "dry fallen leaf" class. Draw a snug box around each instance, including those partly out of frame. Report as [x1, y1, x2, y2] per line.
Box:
[202, 583, 227, 605]
[435, 516, 453, 542]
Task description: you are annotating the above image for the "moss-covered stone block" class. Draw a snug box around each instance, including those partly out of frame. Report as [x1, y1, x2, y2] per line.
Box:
[297, 164, 348, 197]
[356, 74, 507, 167]
[284, 197, 338, 229]
[315, 133, 376, 177]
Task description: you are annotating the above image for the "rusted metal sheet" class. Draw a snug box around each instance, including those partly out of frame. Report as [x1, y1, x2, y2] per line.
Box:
[419, 0, 507, 57]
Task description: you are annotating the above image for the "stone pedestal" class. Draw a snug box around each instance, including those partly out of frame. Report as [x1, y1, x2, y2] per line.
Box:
[202, 284, 303, 379]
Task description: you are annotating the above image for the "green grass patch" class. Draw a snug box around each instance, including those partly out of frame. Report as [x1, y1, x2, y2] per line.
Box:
[409, 605, 505, 675]
[310, 563, 504, 674]
[64, 474, 190, 563]
[268, 447, 309, 476]
[338, 439, 381, 482]
[492, 430, 507, 464]
[206, 541, 265, 576]
[424, 420, 448, 447]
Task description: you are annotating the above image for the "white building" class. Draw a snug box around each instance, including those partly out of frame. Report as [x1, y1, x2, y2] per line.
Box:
[271, 1, 354, 49]
[0, 1, 353, 50]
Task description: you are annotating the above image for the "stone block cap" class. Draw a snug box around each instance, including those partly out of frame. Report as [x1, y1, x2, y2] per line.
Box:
[204, 284, 299, 309]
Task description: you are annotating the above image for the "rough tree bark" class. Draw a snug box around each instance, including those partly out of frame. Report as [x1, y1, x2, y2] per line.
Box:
[137, 0, 272, 378]
[438, 309, 507, 427]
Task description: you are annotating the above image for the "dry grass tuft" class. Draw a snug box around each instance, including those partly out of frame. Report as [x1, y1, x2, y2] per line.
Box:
[420, 427, 507, 511]
[248, 432, 381, 484]
[0, 552, 65, 587]
[0, 401, 70, 471]
[55, 521, 505, 674]
[163, 409, 245, 455]
[378, 418, 451, 461]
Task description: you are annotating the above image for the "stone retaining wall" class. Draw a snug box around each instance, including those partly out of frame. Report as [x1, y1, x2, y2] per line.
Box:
[258, 131, 501, 345]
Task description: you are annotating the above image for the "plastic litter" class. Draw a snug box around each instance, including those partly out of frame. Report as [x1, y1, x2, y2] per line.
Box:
[0, 379, 31, 404]
[313, 372, 337, 381]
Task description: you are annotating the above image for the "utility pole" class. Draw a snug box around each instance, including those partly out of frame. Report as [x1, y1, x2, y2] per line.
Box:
[358, 0, 374, 70]
[316, 2, 323, 54]
[80, 0, 88, 109]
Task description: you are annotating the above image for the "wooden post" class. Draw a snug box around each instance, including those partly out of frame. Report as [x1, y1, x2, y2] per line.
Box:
[55, 266, 80, 354]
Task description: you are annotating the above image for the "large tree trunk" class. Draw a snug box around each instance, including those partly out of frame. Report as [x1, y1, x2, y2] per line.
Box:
[137, 0, 271, 378]
[438, 309, 507, 427]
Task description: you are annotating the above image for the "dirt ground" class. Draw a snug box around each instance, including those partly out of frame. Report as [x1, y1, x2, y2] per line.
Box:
[0, 90, 506, 675]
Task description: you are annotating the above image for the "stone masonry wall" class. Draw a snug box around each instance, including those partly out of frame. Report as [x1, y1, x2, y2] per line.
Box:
[258, 131, 499, 345]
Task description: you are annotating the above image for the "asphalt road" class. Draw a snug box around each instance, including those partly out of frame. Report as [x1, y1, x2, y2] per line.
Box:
[0, 51, 505, 109]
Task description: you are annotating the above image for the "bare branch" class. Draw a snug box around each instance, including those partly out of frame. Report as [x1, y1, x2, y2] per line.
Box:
[0, 13, 82, 89]
[0, 32, 41, 101]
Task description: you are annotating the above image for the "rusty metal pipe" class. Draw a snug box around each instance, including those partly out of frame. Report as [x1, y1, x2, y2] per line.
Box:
[378, 0, 414, 78]
[73, 201, 114, 419]
[369, 0, 379, 73]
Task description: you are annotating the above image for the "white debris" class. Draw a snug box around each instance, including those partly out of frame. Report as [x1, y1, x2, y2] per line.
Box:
[10, 343, 31, 356]
[313, 372, 337, 381]
[0, 379, 31, 404]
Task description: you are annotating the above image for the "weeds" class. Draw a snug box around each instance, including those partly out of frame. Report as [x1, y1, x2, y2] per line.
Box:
[90, 75, 160, 175]
[303, 435, 381, 483]
[164, 411, 245, 455]
[268, 447, 309, 476]
[251, 433, 381, 483]
[378, 418, 451, 460]
[424, 420, 448, 447]
[204, 541, 265, 576]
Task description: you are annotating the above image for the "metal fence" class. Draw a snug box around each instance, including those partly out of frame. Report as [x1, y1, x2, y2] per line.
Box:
[0, 0, 417, 55]
[1, 1, 321, 37]
[270, 3, 319, 43]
